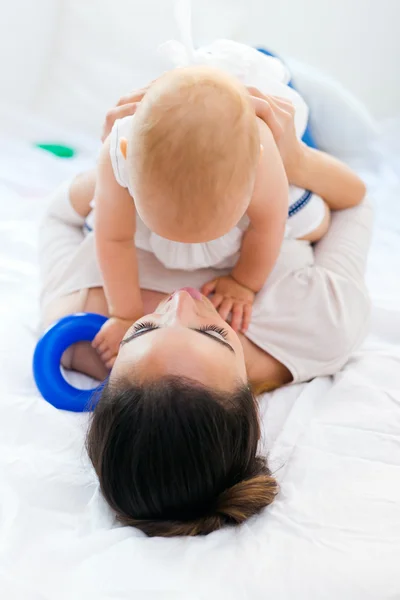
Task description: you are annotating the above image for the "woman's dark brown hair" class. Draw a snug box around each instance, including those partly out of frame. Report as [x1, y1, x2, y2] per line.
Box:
[86, 376, 278, 537]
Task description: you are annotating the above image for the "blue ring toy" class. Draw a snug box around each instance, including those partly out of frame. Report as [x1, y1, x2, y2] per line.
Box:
[33, 313, 108, 412]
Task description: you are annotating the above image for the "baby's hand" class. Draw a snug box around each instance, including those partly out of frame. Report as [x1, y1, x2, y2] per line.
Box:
[92, 316, 137, 369]
[201, 275, 255, 333]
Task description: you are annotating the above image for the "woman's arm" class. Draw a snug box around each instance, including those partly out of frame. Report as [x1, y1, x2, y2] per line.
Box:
[249, 93, 366, 209]
[292, 146, 366, 210]
[314, 198, 373, 280]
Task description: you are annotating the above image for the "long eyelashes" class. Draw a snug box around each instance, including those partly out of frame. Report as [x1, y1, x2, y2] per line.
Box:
[133, 321, 158, 333]
[198, 324, 229, 339]
[132, 321, 229, 339]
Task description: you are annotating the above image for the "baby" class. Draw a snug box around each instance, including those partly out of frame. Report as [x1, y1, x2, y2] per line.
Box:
[90, 56, 365, 365]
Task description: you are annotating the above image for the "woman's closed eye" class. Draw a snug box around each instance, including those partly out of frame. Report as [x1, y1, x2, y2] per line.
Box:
[121, 321, 233, 351]
[198, 324, 228, 340]
[133, 321, 158, 335]
[118, 321, 157, 346]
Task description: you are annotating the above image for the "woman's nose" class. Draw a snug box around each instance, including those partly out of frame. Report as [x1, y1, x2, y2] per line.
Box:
[162, 290, 197, 325]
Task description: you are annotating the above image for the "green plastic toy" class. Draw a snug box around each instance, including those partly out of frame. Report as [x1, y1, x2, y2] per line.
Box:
[35, 143, 76, 158]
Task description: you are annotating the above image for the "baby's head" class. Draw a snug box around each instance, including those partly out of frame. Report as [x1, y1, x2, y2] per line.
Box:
[124, 66, 260, 242]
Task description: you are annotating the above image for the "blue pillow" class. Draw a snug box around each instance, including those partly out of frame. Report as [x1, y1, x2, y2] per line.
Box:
[257, 47, 317, 149]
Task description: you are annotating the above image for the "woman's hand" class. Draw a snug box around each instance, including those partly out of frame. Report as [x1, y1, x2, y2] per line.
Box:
[102, 85, 307, 182]
[247, 88, 306, 185]
[101, 85, 151, 141]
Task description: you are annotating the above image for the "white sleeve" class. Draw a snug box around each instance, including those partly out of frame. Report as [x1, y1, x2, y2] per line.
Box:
[108, 117, 132, 189]
[246, 198, 373, 382]
[314, 198, 373, 282]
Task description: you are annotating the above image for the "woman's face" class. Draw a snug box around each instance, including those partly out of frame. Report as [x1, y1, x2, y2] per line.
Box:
[111, 288, 247, 391]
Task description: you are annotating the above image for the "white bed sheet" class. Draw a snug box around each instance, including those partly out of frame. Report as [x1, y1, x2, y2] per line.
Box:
[1, 118, 400, 599]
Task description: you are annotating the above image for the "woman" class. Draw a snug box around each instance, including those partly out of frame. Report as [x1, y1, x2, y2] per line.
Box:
[39, 89, 372, 537]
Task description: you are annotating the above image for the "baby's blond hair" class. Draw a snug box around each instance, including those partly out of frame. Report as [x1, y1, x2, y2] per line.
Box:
[127, 66, 260, 242]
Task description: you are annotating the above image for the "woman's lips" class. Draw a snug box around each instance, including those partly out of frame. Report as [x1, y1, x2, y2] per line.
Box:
[166, 287, 203, 302]
[179, 287, 203, 300]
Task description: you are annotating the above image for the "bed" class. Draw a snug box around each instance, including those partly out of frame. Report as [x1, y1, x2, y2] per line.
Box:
[1, 44, 400, 600]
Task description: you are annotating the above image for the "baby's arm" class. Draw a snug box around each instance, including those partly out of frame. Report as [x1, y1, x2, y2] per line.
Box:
[95, 138, 142, 319]
[202, 122, 288, 332]
[92, 138, 143, 365]
[232, 122, 288, 293]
